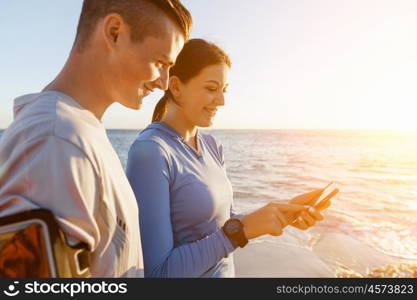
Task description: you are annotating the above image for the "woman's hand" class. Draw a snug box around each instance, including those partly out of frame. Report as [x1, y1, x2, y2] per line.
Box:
[241, 202, 310, 239]
[289, 188, 332, 230]
[290, 189, 323, 206]
[240, 187, 334, 240]
[290, 204, 329, 230]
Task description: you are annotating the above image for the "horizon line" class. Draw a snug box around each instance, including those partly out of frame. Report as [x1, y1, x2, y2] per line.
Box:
[105, 128, 417, 132]
[1, 127, 417, 131]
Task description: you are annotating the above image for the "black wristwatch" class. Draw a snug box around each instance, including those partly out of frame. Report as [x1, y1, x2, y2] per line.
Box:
[222, 218, 248, 248]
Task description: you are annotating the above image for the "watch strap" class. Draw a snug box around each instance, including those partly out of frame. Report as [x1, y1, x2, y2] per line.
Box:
[222, 218, 248, 248]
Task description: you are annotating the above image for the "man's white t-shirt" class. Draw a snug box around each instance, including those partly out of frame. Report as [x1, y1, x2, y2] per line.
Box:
[0, 91, 143, 277]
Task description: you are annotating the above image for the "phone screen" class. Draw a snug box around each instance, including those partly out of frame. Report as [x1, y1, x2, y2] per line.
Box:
[315, 182, 339, 208]
[0, 222, 53, 277]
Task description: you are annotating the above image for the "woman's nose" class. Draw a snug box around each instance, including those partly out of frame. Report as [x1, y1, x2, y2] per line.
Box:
[215, 92, 225, 106]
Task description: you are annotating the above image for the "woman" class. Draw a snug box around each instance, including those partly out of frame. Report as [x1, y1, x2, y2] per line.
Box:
[126, 39, 329, 277]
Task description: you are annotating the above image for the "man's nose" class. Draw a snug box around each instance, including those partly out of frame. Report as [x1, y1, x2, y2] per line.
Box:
[154, 69, 169, 91]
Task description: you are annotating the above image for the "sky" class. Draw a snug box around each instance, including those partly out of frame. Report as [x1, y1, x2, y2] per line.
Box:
[1, 0, 417, 130]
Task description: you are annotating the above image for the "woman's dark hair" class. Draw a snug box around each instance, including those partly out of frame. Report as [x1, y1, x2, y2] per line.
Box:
[152, 39, 232, 122]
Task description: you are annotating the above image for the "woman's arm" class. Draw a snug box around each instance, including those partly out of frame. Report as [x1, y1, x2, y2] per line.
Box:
[126, 140, 237, 277]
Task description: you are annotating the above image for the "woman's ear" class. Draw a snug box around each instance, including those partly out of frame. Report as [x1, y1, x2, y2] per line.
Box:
[168, 76, 182, 98]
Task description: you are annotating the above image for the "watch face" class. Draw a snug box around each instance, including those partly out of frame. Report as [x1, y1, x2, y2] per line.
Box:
[226, 220, 240, 234]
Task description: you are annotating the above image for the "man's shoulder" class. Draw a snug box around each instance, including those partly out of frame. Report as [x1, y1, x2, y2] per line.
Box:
[53, 99, 106, 149]
[3, 91, 106, 155]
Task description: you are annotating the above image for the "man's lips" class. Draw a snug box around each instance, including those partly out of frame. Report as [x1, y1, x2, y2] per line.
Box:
[204, 108, 217, 117]
[143, 87, 154, 96]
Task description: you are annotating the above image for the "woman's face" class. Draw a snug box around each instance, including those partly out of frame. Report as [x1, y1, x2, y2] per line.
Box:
[171, 63, 229, 127]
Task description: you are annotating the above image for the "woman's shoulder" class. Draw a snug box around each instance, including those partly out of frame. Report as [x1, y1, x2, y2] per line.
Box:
[129, 125, 173, 157]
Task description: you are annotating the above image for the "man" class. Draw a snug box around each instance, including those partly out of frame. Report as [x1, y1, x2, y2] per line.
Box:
[0, 0, 192, 277]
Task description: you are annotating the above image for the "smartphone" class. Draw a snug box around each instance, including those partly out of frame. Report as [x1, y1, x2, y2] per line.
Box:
[314, 182, 339, 209]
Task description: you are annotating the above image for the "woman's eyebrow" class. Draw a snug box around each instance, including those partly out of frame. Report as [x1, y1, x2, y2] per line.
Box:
[205, 80, 229, 88]
[205, 80, 220, 85]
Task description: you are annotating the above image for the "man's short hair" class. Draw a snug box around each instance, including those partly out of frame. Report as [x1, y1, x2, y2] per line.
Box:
[74, 0, 192, 50]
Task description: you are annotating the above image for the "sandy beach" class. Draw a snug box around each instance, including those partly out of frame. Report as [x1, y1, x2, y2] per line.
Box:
[234, 228, 417, 278]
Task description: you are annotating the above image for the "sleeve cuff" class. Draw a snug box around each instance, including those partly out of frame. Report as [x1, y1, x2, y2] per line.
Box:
[217, 227, 238, 254]
[231, 213, 246, 220]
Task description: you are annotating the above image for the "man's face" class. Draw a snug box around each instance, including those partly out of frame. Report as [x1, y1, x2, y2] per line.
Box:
[110, 18, 185, 110]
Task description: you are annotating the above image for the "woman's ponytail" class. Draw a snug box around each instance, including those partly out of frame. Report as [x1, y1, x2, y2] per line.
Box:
[152, 93, 169, 122]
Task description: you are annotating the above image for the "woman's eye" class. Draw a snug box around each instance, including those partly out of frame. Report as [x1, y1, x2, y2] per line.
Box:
[206, 87, 217, 92]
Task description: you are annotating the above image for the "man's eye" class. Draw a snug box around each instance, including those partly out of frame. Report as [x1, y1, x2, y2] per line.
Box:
[156, 61, 166, 69]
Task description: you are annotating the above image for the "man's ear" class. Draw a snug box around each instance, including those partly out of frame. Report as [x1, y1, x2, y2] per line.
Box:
[169, 76, 182, 98]
[101, 13, 124, 49]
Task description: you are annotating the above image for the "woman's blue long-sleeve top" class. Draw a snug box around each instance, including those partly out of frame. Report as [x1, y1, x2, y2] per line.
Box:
[126, 122, 241, 277]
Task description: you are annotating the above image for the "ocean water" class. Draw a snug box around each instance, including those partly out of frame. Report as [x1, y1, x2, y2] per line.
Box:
[105, 129, 417, 262]
[1, 129, 416, 263]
